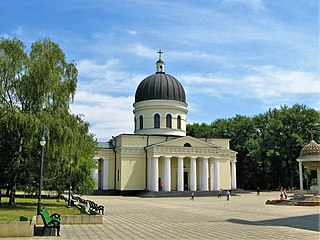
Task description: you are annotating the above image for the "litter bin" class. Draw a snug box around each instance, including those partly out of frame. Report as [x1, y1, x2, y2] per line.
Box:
[20, 216, 28, 221]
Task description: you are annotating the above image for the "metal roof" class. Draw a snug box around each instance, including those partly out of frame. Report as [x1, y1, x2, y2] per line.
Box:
[135, 72, 186, 103]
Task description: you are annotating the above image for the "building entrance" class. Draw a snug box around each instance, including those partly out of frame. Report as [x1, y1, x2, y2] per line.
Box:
[184, 172, 189, 190]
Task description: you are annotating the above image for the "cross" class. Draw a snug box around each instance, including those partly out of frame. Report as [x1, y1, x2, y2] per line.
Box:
[158, 50, 163, 60]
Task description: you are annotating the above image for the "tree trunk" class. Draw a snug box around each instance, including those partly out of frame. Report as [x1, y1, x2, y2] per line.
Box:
[8, 184, 16, 205]
[8, 136, 24, 205]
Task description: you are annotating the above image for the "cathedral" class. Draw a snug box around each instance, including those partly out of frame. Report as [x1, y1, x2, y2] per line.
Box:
[93, 52, 237, 193]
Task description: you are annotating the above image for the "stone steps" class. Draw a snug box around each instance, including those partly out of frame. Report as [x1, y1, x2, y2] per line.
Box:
[91, 189, 249, 198]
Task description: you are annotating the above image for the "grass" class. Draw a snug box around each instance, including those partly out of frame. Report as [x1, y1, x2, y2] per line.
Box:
[0, 196, 80, 222]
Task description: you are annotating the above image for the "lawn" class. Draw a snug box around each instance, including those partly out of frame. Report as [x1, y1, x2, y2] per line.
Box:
[0, 196, 80, 222]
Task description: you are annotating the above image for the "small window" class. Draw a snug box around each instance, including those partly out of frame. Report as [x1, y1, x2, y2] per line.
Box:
[177, 115, 181, 129]
[154, 114, 160, 128]
[166, 114, 172, 128]
[184, 143, 191, 147]
[139, 115, 143, 130]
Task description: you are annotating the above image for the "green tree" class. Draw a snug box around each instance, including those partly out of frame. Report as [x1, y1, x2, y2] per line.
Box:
[0, 37, 96, 204]
[187, 104, 320, 190]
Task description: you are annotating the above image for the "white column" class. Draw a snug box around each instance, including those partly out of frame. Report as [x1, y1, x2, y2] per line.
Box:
[147, 157, 152, 190]
[202, 157, 209, 191]
[161, 158, 165, 190]
[190, 157, 197, 191]
[317, 169, 320, 187]
[197, 159, 202, 190]
[177, 156, 184, 191]
[209, 159, 214, 191]
[231, 161, 237, 189]
[102, 159, 109, 190]
[163, 156, 171, 191]
[92, 168, 99, 190]
[151, 156, 159, 191]
[213, 159, 220, 190]
[299, 161, 303, 195]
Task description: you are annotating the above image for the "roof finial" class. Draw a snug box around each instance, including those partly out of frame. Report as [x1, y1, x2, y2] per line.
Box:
[311, 129, 315, 141]
[156, 50, 165, 73]
[158, 50, 163, 60]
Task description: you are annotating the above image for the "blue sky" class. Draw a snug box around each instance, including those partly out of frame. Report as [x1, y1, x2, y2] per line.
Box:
[1, 0, 319, 141]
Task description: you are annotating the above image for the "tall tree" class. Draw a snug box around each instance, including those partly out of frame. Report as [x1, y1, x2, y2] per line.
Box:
[0, 37, 96, 204]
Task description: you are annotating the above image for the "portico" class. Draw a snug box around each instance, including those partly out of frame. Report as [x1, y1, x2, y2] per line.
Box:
[147, 137, 237, 192]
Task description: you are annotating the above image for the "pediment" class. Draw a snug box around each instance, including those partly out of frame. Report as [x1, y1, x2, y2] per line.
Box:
[155, 136, 221, 148]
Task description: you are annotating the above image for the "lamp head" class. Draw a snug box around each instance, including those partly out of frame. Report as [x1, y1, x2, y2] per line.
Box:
[39, 136, 46, 147]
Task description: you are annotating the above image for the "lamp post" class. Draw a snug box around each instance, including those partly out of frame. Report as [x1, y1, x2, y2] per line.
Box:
[67, 158, 74, 208]
[37, 130, 46, 215]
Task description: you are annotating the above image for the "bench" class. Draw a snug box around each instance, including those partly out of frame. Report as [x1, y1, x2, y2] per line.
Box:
[39, 208, 61, 236]
[88, 200, 104, 215]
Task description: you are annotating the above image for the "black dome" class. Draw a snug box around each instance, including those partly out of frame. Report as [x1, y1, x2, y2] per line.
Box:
[135, 72, 186, 103]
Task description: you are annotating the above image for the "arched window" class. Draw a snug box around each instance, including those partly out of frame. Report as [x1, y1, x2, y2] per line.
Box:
[139, 115, 143, 130]
[177, 115, 181, 129]
[184, 143, 191, 147]
[166, 114, 172, 128]
[154, 114, 160, 128]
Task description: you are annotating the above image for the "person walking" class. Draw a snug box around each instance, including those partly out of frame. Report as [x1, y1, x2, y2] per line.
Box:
[218, 189, 222, 198]
[190, 191, 195, 201]
[257, 187, 260, 195]
[226, 190, 230, 201]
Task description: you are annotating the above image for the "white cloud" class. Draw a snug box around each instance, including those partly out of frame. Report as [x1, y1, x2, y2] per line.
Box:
[127, 30, 137, 35]
[70, 91, 134, 141]
[13, 26, 24, 36]
[76, 58, 144, 94]
[223, 0, 267, 12]
[127, 44, 156, 59]
[246, 66, 319, 99]
[77, 58, 120, 79]
[178, 65, 319, 107]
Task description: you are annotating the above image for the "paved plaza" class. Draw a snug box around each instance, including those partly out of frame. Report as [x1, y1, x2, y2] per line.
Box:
[5, 192, 320, 239]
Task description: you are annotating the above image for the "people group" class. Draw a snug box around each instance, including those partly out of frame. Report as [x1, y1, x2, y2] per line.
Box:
[189, 189, 231, 201]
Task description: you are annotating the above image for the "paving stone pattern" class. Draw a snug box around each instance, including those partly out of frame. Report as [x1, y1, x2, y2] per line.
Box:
[4, 192, 319, 239]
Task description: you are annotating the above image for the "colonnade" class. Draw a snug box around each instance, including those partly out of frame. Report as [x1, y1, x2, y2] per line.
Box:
[148, 156, 237, 191]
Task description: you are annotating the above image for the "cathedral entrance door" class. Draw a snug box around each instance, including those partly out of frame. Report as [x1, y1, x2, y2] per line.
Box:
[184, 172, 189, 190]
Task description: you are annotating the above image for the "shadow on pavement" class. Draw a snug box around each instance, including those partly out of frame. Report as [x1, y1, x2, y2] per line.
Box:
[227, 214, 319, 232]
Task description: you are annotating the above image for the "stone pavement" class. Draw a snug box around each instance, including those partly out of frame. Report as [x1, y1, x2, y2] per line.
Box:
[4, 192, 320, 239]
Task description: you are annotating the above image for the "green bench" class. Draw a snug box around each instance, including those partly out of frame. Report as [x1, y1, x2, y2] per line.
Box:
[88, 200, 104, 215]
[79, 204, 97, 215]
[39, 208, 61, 236]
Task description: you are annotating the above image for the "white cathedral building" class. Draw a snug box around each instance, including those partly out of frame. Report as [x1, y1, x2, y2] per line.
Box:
[93, 52, 237, 193]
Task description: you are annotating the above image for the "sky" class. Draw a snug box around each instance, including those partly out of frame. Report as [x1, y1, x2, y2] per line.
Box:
[1, 0, 319, 142]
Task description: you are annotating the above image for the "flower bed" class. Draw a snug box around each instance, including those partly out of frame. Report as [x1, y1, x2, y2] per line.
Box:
[265, 199, 284, 205]
[295, 201, 320, 206]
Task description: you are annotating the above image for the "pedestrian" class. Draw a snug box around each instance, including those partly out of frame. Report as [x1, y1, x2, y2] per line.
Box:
[218, 189, 222, 198]
[257, 187, 260, 195]
[190, 191, 195, 201]
[284, 188, 287, 199]
[226, 190, 230, 201]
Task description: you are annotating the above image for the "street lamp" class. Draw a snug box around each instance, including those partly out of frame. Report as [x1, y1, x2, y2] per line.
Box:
[37, 130, 46, 215]
[67, 158, 74, 208]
